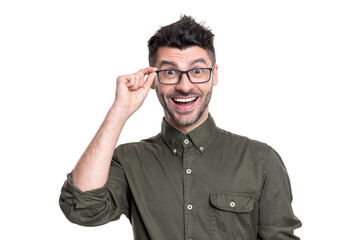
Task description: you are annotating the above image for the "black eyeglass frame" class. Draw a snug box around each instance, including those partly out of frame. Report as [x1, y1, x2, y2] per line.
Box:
[155, 64, 216, 85]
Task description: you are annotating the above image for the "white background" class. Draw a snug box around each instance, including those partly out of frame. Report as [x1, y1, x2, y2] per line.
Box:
[1, 0, 359, 239]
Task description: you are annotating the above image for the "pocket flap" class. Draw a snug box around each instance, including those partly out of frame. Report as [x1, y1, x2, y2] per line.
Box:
[210, 193, 255, 213]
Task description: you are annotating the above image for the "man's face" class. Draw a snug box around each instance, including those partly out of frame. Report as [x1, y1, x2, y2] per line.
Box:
[153, 46, 218, 130]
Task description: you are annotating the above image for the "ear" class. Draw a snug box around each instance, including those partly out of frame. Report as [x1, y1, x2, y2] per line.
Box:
[151, 76, 156, 89]
[212, 64, 218, 86]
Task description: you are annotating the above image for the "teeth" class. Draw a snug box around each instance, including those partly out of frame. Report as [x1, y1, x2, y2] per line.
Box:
[173, 97, 197, 103]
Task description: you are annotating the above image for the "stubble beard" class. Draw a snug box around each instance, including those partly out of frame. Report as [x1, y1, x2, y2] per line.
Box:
[156, 86, 213, 127]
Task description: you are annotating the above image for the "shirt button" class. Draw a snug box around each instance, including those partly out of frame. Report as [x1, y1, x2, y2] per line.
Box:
[199, 146, 204, 151]
[230, 201, 236, 207]
[184, 139, 189, 144]
[187, 204, 193, 210]
[186, 169, 192, 174]
[173, 149, 177, 154]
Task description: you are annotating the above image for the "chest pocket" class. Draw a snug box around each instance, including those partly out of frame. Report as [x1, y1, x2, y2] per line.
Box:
[209, 193, 256, 240]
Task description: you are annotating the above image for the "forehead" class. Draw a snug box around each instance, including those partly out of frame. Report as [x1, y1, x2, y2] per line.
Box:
[155, 46, 212, 68]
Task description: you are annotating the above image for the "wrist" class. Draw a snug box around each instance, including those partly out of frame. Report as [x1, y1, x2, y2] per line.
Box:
[110, 101, 133, 120]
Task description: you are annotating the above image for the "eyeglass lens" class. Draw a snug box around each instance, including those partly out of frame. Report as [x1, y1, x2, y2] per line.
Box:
[158, 68, 211, 84]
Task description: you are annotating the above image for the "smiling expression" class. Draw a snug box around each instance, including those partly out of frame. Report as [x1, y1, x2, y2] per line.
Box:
[153, 46, 218, 133]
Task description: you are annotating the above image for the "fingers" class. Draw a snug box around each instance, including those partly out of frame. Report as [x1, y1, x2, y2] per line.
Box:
[138, 66, 158, 76]
[125, 74, 141, 90]
[118, 67, 157, 91]
[132, 67, 157, 91]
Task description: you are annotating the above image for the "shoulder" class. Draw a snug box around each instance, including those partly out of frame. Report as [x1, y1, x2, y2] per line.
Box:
[216, 127, 281, 166]
[217, 127, 272, 152]
[114, 132, 162, 151]
[112, 133, 162, 161]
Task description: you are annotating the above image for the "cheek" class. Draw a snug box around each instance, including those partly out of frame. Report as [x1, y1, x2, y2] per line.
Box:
[155, 84, 171, 98]
[199, 84, 213, 95]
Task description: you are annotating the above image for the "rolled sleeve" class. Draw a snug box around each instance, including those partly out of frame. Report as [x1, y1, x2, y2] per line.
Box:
[59, 159, 130, 226]
[257, 147, 302, 240]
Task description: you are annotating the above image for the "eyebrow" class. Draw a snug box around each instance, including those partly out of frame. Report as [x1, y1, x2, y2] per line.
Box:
[158, 58, 210, 70]
[158, 60, 178, 69]
[189, 58, 208, 67]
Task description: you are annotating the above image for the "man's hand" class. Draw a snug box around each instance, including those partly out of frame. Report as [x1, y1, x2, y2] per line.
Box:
[114, 67, 157, 117]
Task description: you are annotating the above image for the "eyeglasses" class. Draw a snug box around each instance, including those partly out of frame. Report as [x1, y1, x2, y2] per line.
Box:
[156, 64, 215, 85]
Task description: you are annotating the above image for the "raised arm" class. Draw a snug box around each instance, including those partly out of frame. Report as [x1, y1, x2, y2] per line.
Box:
[71, 66, 157, 191]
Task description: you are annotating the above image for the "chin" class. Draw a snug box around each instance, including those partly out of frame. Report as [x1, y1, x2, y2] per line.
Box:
[171, 110, 204, 127]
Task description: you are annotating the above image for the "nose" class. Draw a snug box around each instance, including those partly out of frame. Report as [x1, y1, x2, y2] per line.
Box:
[175, 72, 193, 92]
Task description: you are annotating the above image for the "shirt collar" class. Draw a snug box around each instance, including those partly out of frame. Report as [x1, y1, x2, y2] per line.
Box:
[161, 114, 218, 153]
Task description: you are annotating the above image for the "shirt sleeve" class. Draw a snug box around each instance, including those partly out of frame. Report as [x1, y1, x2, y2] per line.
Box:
[59, 158, 130, 226]
[257, 147, 302, 239]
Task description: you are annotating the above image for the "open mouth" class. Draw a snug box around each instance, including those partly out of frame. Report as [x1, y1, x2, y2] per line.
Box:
[172, 97, 198, 104]
[171, 97, 199, 111]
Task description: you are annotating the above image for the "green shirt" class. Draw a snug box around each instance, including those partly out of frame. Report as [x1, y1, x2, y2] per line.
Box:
[59, 115, 301, 239]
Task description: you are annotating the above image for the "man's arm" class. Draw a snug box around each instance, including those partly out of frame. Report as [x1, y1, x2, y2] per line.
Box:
[59, 67, 157, 226]
[72, 67, 157, 191]
[257, 147, 302, 239]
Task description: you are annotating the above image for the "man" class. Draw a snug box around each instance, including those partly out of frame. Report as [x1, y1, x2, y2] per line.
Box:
[59, 16, 301, 239]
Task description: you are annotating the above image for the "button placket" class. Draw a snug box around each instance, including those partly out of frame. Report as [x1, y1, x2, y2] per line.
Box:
[182, 138, 196, 238]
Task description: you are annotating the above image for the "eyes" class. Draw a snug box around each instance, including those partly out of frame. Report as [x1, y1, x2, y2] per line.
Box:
[163, 68, 204, 76]
[156, 66, 214, 84]
[192, 68, 204, 74]
[164, 69, 176, 75]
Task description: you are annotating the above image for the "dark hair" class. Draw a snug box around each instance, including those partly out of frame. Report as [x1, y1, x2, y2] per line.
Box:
[148, 15, 216, 66]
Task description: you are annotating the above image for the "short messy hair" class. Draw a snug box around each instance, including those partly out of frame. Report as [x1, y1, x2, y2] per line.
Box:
[147, 15, 216, 66]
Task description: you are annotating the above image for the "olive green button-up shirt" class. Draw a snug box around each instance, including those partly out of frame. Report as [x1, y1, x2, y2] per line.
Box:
[59, 115, 301, 240]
